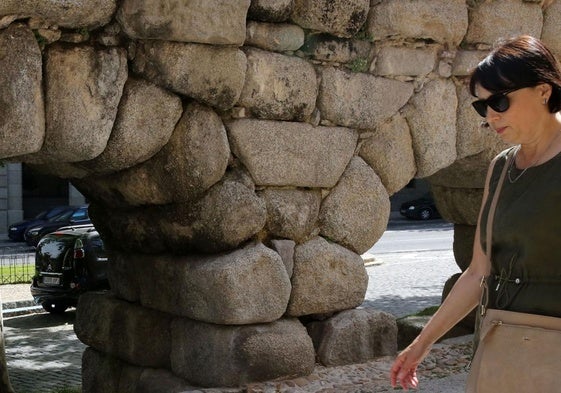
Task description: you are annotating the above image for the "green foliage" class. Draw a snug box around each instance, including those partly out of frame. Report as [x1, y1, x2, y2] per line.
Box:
[397, 305, 440, 321]
[78, 28, 90, 40]
[0, 265, 34, 285]
[347, 57, 369, 73]
[414, 305, 439, 317]
[353, 21, 374, 42]
[33, 30, 47, 48]
[353, 29, 374, 42]
[466, 0, 486, 9]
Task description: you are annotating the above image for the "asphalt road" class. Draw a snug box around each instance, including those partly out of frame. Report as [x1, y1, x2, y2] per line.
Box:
[363, 217, 460, 317]
[368, 217, 453, 254]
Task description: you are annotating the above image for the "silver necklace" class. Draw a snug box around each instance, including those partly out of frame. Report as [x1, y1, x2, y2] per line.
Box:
[507, 130, 561, 183]
[507, 145, 539, 183]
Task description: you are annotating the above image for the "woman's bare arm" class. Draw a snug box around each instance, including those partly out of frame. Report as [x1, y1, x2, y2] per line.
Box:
[389, 156, 497, 390]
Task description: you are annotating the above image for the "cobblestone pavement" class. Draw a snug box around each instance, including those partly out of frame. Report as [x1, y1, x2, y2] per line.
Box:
[2, 242, 467, 392]
[4, 312, 85, 393]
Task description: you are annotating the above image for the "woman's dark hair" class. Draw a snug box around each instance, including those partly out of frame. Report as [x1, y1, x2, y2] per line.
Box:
[469, 35, 561, 113]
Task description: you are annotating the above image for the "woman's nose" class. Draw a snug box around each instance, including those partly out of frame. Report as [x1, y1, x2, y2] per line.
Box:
[486, 108, 501, 123]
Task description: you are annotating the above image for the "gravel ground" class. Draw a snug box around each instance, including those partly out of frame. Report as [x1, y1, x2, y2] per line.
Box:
[185, 335, 472, 392]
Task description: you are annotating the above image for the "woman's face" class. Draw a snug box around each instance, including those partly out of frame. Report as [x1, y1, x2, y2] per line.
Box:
[474, 83, 549, 145]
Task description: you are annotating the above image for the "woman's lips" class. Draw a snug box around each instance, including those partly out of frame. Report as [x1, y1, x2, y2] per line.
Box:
[495, 126, 507, 134]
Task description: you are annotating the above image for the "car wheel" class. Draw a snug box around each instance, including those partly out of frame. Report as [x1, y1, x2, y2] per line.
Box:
[42, 302, 68, 314]
[419, 208, 432, 220]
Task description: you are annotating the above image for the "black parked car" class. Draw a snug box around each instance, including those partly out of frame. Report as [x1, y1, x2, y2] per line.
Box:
[30, 225, 109, 313]
[24, 205, 91, 247]
[8, 206, 75, 242]
[400, 195, 441, 220]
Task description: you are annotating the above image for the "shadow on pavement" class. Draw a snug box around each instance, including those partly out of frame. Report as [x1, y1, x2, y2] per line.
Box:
[387, 218, 453, 232]
[362, 294, 442, 318]
[5, 311, 77, 329]
[4, 311, 84, 393]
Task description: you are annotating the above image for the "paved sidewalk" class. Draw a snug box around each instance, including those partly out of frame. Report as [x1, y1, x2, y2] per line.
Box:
[4, 312, 84, 393]
[0, 235, 43, 316]
[1, 282, 42, 317]
[1, 284, 33, 304]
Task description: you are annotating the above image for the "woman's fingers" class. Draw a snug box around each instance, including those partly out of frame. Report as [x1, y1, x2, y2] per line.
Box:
[400, 370, 419, 390]
[398, 369, 417, 390]
[390, 353, 420, 390]
[390, 356, 405, 386]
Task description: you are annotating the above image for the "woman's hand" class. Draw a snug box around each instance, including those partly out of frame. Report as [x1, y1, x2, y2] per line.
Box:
[389, 339, 432, 390]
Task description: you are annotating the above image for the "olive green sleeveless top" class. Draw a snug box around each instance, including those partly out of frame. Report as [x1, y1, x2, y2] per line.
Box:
[480, 147, 561, 317]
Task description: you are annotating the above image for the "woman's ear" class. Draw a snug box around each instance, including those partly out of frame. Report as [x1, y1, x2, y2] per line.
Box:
[536, 83, 552, 102]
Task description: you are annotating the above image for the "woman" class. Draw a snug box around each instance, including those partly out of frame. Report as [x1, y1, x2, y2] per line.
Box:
[390, 35, 561, 390]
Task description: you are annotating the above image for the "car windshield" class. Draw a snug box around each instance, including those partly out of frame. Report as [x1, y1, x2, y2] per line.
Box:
[37, 234, 77, 259]
[71, 209, 88, 221]
[45, 207, 71, 219]
[51, 210, 75, 222]
[34, 210, 48, 220]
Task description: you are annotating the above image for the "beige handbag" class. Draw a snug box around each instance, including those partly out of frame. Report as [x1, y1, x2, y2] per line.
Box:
[466, 308, 561, 392]
[465, 150, 561, 392]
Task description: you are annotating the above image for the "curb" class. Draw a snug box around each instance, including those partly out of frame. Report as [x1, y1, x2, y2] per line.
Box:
[362, 252, 383, 266]
[3, 301, 42, 317]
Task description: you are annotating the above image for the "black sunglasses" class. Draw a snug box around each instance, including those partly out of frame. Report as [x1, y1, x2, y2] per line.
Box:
[471, 87, 524, 117]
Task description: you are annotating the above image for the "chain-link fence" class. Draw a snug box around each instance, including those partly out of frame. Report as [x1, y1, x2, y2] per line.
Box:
[0, 246, 35, 284]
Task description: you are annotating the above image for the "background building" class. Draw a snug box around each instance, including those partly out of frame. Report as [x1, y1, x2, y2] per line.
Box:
[0, 163, 86, 235]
